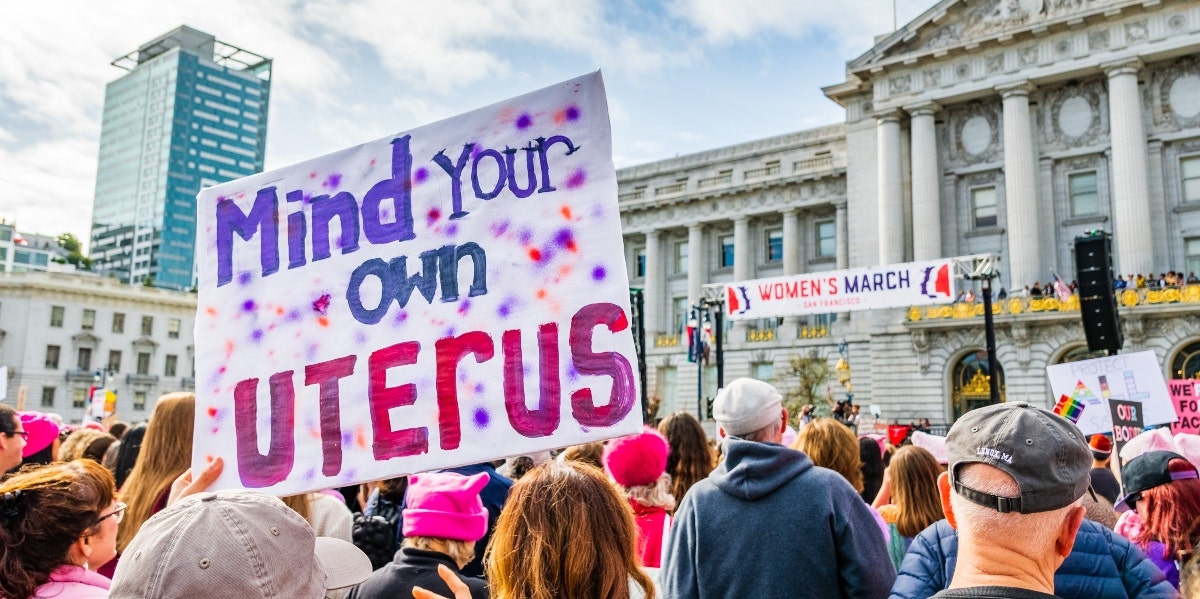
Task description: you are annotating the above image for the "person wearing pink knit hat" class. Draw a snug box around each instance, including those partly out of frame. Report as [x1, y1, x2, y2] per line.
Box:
[603, 427, 674, 568]
[349, 472, 488, 599]
[18, 411, 61, 466]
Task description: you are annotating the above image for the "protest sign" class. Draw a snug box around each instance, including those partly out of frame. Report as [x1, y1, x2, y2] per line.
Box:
[1169, 379, 1200, 435]
[724, 259, 955, 320]
[1046, 351, 1177, 436]
[193, 72, 641, 495]
[1109, 399, 1144, 457]
[89, 389, 117, 419]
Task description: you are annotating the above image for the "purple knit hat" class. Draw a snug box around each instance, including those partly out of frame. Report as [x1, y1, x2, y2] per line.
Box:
[402, 472, 489, 542]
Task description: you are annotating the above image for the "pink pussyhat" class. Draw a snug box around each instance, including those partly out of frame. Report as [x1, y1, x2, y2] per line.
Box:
[1174, 433, 1200, 471]
[1119, 427, 1176, 463]
[402, 472, 489, 542]
[18, 412, 60, 458]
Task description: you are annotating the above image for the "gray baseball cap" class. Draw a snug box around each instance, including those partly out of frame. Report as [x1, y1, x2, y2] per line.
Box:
[946, 402, 1093, 514]
[110, 490, 372, 598]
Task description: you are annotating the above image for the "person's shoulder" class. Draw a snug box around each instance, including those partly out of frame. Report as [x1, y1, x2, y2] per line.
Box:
[930, 586, 1061, 599]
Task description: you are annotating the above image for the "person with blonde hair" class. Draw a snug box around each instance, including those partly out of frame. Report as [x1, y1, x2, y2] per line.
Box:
[60, 428, 118, 463]
[102, 392, 193, 577]
[417, 461, 655, 599]
[0, 460, 122, 598]
[793, 417, 865, 493]
[657, 412, 715, 507]
[875, 445, 944, 568]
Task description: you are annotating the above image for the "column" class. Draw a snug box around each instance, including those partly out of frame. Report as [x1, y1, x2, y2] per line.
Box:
[1105, 60, 1154, 276]
[909, 102, 942, 261]
[782, 209, 801, 276]
[732, 216, 750, 341]
[687, 223, 704, 304]
[643, 229, 661, 337]
[836, 203, 849, 271]
[877, 111, 905, 265]
[998, 82, 1041, 289]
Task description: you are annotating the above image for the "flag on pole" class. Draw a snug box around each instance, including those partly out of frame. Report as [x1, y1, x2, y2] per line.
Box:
[1052, 272, 1073, 302]
[686, 311, 698, 363]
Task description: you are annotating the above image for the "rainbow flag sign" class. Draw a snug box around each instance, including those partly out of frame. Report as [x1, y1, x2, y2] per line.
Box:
[1053, 394, 1085, 423]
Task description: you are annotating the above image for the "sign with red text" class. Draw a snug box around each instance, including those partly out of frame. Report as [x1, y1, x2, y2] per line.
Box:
[723, 259, 956, 320]
[1170, 379, 1200, 435]
[193, 72, 640, 495]
[1046, 351, 1177, 436]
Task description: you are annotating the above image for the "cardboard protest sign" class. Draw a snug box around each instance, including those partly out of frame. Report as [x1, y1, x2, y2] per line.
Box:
[90, 389, 117, 419]
[193, 72, 641, 495]
[724, 259, 955, 320]
[1170, 379, 1200, 435]
[1109, 399, 1144, 458]
[1046, 351, 1177, 436]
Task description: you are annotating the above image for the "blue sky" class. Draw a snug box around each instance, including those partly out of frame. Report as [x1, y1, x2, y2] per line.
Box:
[0, 0, 929, 246]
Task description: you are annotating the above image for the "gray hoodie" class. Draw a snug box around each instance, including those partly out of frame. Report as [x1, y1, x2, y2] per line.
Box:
[660, 437, 896, 599]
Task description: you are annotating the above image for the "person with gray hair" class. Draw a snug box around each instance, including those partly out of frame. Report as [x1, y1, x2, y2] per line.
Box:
[931, 402, 1094, 599]
[661, 377, 895, 599]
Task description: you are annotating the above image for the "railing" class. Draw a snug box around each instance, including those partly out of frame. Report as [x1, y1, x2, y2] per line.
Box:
[744, 163, 781, 179]
[126, 374, 160, 384]
[746, 328, 776, 342]
[794, 155, 834, 172]
[654, 334, 681, 348]
[655, 182, 687, 195]
[617, 189, 645, 202]
[697, 172, 733, 188]
[180, 377, 196, 389]
[797, 325, 830, 339]
[907, 285, 1200, 321]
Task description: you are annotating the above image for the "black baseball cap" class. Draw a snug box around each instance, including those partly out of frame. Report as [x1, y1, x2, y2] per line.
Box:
[1116, 450, 1200, 511]
[946, 402, 1094, 514]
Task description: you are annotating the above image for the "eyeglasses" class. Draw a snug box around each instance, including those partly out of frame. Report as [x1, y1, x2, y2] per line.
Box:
[8, 430, 28, 439]
[94, 502, 127, 526]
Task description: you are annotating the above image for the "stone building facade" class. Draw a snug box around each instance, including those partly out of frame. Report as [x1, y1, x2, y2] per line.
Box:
[622, 0, 1200, 424]
[0, 272, 197, 423]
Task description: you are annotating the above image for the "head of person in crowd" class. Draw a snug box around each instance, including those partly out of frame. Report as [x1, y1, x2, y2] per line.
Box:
[657, 411, 715, 505]
[886, 445, 944, 538]
[0, 460, 121, 599]
[19, 411, 61, 467]
[911, 430, 949, 469]
[107, 421, 128, 440]
[604, 427, 674, 568]
[940, 402, 1091, 594]
[109, 423, 147, 490]
[794, 417, 864, 494]
[60, 428, 118, 463]
[558, 440, 605, 471]
[404, 472, 489, 568]
[859, 436, 886, 504]
[1090, 434, 1113, 466]
[0, 403, 24, 474]
[116, 392, 194, 552]
[485, 462, 655, 599]
[109, 490, 371, 599]
[713, 378, 787, 444]
[1119, 450, 1200, 563]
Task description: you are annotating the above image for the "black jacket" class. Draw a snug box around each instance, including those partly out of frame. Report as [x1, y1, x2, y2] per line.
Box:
[349, 547, 488, 599]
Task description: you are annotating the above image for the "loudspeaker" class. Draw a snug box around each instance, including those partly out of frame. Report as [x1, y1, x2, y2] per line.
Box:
[1074, 232, 1123, 355]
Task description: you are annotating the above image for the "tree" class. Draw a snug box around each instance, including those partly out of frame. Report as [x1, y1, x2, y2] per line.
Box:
[779, 352, 833, 427]
[55, 232, 93, 270]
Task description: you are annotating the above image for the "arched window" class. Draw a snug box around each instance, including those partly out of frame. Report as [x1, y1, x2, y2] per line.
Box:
[1056, 345, 1095, 364]
[951, 350, 1005, 420]
[1171, 340, 1200, 380]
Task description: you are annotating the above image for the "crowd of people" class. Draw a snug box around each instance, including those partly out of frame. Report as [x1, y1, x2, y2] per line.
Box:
[2, 379, 1200, 599]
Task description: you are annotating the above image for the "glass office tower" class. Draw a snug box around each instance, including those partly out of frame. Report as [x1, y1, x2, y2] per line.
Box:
[90, 26, 271, 290]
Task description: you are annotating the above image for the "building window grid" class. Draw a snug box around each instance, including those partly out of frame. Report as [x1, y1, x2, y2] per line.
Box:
[137, 352, 151, 376]
[168, 318, 181, 339]
[108, 350, 122, 373]
[1068, 171, 1100, 217]
[45, 345, 60, 370]
[50, 306, 64, 328]
[165, 354, 178, 378]
[72, 388, 87, 409]
[141, 316, 154, 336]
[77, 348, 92, 371]
[634, 248, 646, 278]
[82, 309, 96, 331]
[1186, 238, 1200, 278]
[719, 235, 735, 268]
[816, 221, 836, 258]
[971, 186, 999, 229]
[40, 387, 55, 408]
[112, 313, 125, 334]
[133, 391, 147, 411]
[766, 229, 784, 263]
[674, 242, 689, 275]
[1182, 155, 1200, 203]
[672, 297, 689, 334]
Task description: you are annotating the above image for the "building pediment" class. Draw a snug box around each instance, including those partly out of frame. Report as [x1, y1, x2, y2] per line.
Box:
[132, 336, 159, 350]
[71, 331, 101, 346]
[850, 0, 1126, 74]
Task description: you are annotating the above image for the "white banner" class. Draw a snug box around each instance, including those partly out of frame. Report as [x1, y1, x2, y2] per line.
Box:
[193, 72, 641, 495]
[724, 259, 956, 320]
[1046, 351, 1177, 436]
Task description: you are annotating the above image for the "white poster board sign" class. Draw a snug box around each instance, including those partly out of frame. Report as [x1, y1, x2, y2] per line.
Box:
[724, 259, 956, 320]
[1046, 350, 1177, 436]
[193, 72, 641, 495]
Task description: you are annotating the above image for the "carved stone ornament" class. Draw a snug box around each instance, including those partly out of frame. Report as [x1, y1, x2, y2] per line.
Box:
[1039, 80, 1107, 151]
[912, 330, 931, 374]
[1150, 57, 1200, 131]
[1009, 322, 1032, 367]
[943, 101, 1003, 168]
[1088, 29, 1110, 51]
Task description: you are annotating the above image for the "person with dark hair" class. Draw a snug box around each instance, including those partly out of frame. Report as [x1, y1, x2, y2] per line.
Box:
[0, 403, 24, 475]
[18, 411, 61, 467]
[1088, 434, 1121, 505]
[109, 424, 147, 489]
[657, 411, 715, 507]
[0, 460, 121, 598]
[107, 421, 128, 441]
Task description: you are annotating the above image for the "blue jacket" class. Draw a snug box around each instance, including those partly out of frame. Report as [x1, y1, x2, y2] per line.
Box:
[661, 438, 895, 599]
[889, 519, 1178, 599]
